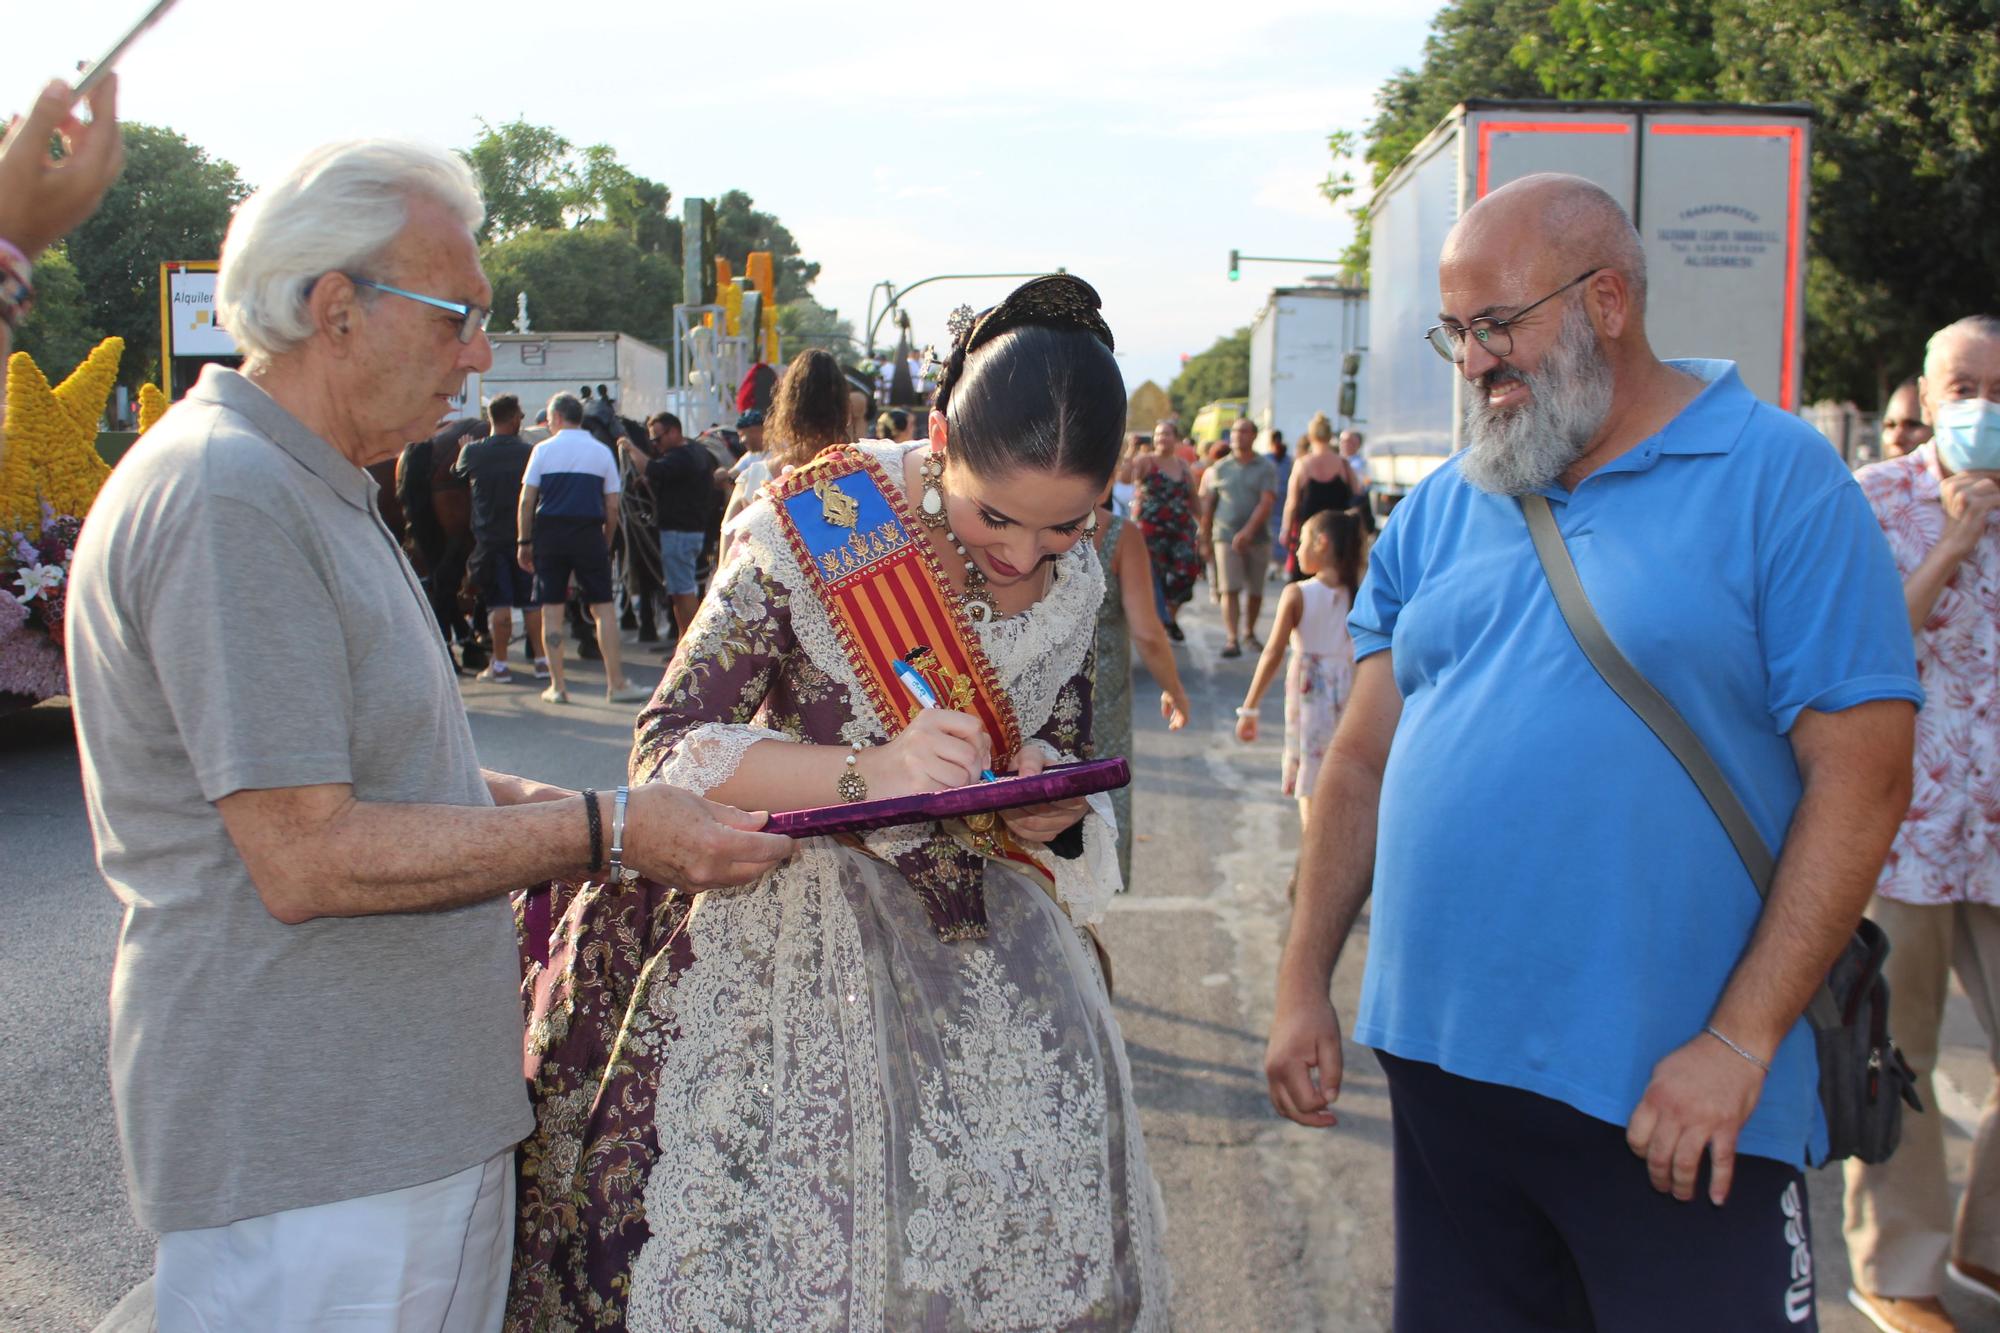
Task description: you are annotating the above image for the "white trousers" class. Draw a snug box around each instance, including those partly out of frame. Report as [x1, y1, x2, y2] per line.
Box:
[153, 1151, 512, 1333]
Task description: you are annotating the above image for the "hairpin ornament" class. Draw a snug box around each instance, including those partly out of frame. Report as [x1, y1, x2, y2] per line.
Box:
[945, 304, 977, 346]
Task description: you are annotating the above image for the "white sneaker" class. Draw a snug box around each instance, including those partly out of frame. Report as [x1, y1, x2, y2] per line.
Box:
[532, 659, 551, 680]
[540, 685, 568, 704]
[475, 663, 513, 683]
[606, 683, 651, 704]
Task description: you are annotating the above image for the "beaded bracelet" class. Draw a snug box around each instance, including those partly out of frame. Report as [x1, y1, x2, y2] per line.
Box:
[0, 242, 34, 334]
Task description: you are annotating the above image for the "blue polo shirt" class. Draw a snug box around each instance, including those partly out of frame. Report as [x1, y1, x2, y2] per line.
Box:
[1350, 360, 1921, 1166]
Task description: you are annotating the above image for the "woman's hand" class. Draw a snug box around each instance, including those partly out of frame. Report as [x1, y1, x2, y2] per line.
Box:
[1161, 688, 1190, 731]
[864, 709, 991, 799]
[997, 744, 1087, 845]
[1235, 711, 1258, 743]
[0, 78, 123, 258]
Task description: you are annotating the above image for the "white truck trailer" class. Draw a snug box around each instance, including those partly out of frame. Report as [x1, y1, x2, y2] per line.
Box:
[1363, 98, 1813, 508]
[1248, 284, 1369, 445]
[459, 331, 672, 430]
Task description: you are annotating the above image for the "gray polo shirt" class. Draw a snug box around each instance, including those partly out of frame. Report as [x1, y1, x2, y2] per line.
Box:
[66, 366, 532, 1234]
[1206, 452, 1278, 544]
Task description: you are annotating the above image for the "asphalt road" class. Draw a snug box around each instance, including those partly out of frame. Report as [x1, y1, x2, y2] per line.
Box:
[3, 593, 1995, 1331]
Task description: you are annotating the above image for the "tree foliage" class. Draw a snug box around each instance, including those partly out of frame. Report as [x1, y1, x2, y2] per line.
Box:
[58, 124, 246, 390]
[13, 248, 102, 377]
[1325, 0, 2000, 404]
[481, 225, 682, 347]
[1168, 326, 1252, 422]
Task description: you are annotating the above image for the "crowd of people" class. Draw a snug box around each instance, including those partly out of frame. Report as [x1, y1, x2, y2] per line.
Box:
[12, 65, 2000, 1333]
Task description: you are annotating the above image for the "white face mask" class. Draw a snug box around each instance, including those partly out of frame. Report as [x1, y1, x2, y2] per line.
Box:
[1934, 397, 2000, 473]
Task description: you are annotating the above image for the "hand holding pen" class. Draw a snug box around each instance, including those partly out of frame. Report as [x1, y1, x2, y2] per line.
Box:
[893, 659, 999, 782]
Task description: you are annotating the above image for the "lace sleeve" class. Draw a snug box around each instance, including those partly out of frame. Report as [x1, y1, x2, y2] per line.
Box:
[1021, 664, 1122, 923]
[630, 551, 796, 790]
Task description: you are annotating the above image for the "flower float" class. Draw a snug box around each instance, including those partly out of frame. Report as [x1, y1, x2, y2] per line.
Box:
[0, 336, 124, 708]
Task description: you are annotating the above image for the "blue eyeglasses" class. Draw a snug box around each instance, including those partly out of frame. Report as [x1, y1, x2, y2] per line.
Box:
[346, 276, 491, 344]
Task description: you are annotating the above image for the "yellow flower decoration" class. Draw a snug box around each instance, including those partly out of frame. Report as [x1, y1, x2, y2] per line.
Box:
[137, 382, 168, 435]
[0, 336, 122, 535]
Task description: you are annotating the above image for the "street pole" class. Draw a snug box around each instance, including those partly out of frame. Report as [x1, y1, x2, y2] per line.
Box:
[864, 270, 1060, 359]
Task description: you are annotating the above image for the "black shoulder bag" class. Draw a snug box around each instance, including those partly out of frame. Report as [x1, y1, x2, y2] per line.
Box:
[1520, 493, 1920, 1164]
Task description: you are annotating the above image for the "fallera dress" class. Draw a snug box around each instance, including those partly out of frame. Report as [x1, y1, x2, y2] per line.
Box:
[508, 441, 1170, 1332]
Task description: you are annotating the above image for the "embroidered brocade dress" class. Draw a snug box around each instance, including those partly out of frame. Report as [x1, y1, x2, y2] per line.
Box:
[1134, 464, 1200, 610]
[508, 441, 1171, 1332]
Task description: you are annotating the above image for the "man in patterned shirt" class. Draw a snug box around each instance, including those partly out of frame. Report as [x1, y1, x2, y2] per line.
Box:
[1848, 314, 2000, 1333]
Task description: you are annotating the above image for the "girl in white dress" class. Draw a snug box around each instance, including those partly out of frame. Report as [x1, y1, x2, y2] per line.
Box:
[1235, 507, 1365, 828]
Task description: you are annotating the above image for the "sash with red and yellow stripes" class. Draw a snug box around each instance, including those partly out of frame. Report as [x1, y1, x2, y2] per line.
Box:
[768, 445, 1057, 894]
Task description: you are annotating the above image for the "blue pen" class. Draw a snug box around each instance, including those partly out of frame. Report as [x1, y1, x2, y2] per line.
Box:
[893, 658, 998, 781]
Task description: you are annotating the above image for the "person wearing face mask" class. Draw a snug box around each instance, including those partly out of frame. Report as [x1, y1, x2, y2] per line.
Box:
[1846, 315, 2000, 1333]
[1881, 377, 1933, 461]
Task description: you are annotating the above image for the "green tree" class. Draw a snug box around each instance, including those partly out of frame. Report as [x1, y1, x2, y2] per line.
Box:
[1168, 326, 1252, 422]
[712, 190, 819, 300]
[776, 298, 856, 360]
[12, 247, 103, 376]
[462, 118, 577, 241]
[1716, 0, 2000, 403]
[481, 225, 682, 347]
[62, 123, 246, 391]
[1331, 0, 2000, 404]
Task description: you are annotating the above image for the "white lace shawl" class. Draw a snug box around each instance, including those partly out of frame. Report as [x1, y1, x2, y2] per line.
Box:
[625, 444, 1167, 1331]
[652, 439, 1120, 919]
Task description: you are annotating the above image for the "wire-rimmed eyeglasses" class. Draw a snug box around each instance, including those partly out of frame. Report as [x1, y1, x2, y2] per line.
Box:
[347, 276, 491, 344]
[1424, 268, 1602, 364]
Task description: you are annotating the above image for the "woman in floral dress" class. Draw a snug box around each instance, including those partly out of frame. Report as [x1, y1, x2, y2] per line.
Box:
[1131, 429, 1201, 639]
[509, 276, 1170, 1333]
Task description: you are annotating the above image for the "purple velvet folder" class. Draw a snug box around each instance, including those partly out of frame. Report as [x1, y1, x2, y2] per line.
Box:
[764, 757, 1131, 839]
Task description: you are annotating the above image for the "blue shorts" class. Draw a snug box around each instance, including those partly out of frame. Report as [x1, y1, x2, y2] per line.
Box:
[532, 521, 613, 606]
[659, 529, 704, 597]
[475, 547, 536, 610]
[1379, 1051, 1816, 1332]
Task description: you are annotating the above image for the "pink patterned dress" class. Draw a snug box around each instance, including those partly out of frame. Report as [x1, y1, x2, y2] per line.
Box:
[1282, 578, 1354, 798]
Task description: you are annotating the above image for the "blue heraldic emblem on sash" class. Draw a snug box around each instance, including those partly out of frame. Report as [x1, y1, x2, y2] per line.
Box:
[783, 470, 912, 586]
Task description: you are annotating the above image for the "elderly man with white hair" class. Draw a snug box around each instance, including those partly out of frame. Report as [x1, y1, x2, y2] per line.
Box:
[1846, 315, 2000, 1333]
[1266, 173, 1921, 1329]
[64, 140, 792, 1330]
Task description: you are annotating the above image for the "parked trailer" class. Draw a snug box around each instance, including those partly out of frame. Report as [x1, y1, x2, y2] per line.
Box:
[1248, 284, 1368, 445]
[471, 331, 672, 432]
[1363, 98, 1812, 509]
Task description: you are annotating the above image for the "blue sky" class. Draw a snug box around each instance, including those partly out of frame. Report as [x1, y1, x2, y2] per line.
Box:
[14, 1, 1447, 391]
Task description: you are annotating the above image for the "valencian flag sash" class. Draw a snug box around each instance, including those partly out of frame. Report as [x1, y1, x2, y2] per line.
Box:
[768, 446, 1058, 897]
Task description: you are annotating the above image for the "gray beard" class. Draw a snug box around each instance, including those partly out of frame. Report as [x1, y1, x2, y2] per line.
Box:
[1458, 301, 1615, 496]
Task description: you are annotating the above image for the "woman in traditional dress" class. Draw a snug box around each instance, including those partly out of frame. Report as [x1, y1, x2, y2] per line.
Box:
[510, 275, 1171, 1332]
[1131, 426, 1201, 640]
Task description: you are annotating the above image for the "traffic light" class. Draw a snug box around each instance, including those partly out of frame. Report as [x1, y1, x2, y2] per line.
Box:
[1227, 250, 1240, 282]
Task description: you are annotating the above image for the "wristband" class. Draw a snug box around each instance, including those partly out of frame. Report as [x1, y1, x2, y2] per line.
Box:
[0, 243, 34, 334]
[582, 788, 604, 873]
[1702, 1023, 1770, 1073]
[1235, 706, 1258, 718]
[516, 539, 533, 546]
[609, 784, 635, 884]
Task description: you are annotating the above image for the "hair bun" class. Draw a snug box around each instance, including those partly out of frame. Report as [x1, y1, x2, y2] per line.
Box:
[936, 274, 1115, 412]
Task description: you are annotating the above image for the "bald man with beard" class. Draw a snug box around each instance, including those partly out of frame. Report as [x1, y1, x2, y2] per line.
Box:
[1264, 173, 1922, 1331]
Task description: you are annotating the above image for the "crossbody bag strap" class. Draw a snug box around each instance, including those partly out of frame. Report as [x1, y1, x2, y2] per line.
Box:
[1519, 493, 1841, 1030]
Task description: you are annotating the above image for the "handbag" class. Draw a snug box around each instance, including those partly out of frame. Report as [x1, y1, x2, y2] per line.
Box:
[1520, 493, 1920, 1164]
